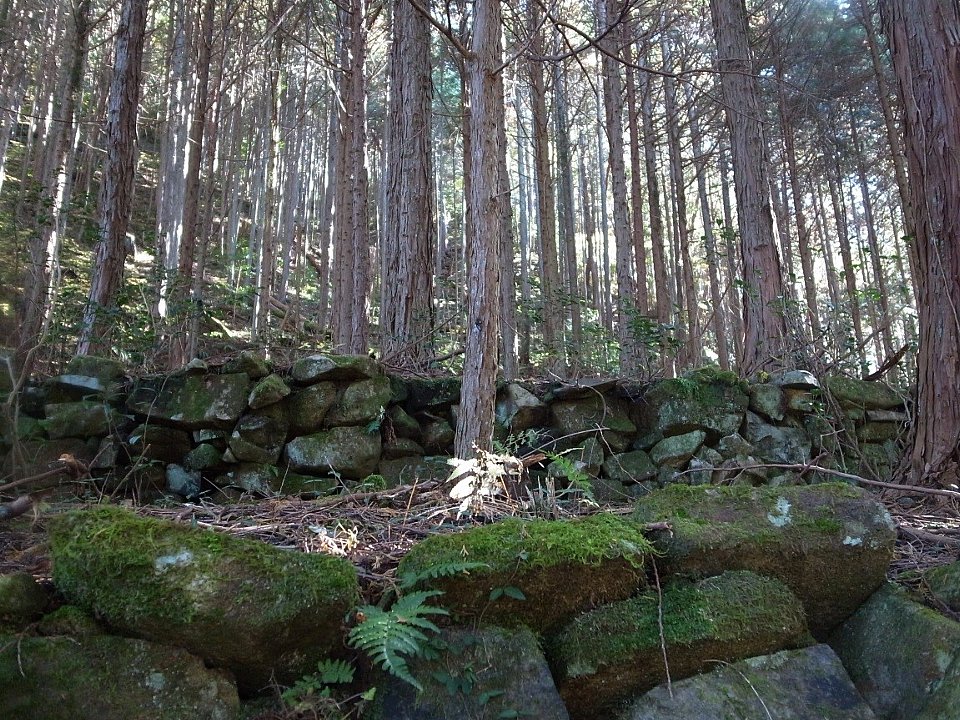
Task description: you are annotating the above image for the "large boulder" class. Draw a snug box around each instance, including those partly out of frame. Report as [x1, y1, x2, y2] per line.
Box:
[41, 401, 128, 439]
[64, 355, 126, 383]
[743, 411, 812, 465]
[128, 423, 192, 464]
[369, 626, 569, 720]
[548, 571, 810, 720]
[551, 395, 637, 438]
[496, 383, 548, 431]
[290, 354, 380, 384]
[127, 372, 249, 430]
[403, 376, 462, 413]
[284, 426, 381, 479]
[632, 483, 896, 636]
[640, 369, 749, 442]
[926, 560, 960, 613]
[48, 506, 359, 694]
[619, 644, 876, 720]
[830, 583, 960, 720]
[825, 376, 904, 411]
[286, 381, 338, 435]
[324, 376, 393, 426]
[378, 455, 450, 487]
[0, 634, 239, 720]
[399, 513, 652, 633]
[247, 373, 290, 409]
[0, 572, 49, 631]
[227, 404, 289, 464]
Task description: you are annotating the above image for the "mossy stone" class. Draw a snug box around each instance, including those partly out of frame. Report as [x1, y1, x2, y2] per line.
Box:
[37, 605, 105, 637]
[421, 418, 455, 454]
[48, 506, 359, 694]
[825, 376, 903, 410]
[127, 373, 250, 430]
[378, 455, 450, 486]
[290, 353, 380, 384]
[0, 572, 49, 630]
[749, 383, 786, 421]
[603, 450, 657, 483]
[856, 421, 902, 443]
[496, 382, 548, 431]
[925, 561, 960, 614]
[284, 425, 381, 479]
[222, 351, 270, 379]
[641, 370, 749, 442]
[228, 404, 289, 464]
[551, 395, 637, 437]
[247, 373, 290, 409]
[65, 355, 126, 383]
[633, 483, 896, 636]
[549, 570, 810, 720]
[386, 404, 421, 441]
[0, 634, 240, 719]
[41, 401, 128, 439]
[399, 513, 652, 632]
[403, 375, 462, 413]
[128, 423, 192, 464]
[649, 430, 705, 468]
[324, 376, 393, 426]
[286, 381, 337, 435]
[183, 442, 222, 471]
[381, 437, 425, 459]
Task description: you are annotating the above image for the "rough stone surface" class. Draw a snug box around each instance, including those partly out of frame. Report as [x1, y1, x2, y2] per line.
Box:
[0, 634, 239, 720]
[222, 351, 269, 379]
[400, 514, 652, 633]
[403, 376, 462, 413]
[774, 369, 820, 389]
[603, 450, 658, 483]
[386, 404, 421, 441]
[549, 571, 810, 720]
[325, 376, 393, 426]
[370, 626, 569, 720]
[286, 381, 337, 435]
[128, 423, 192, 464]
[48, 507, 359, 695]
[381, 437, 425, 459]
[633, 483, 896, 636]
[496, 383, 548, 431]
[0, 572, 49, 630]
[926, 561, 960, 613]
[421, 418, 455, 454]
[127, 373, 249, 430]
[744, 411, 811, 465]
[290, 354, 380, 384]
[284, 425, 381, 479]
[830, 583, 960, 720]
[247, 373, 290, 409]
[228, 405, 289, 464]
[641, 371, 749, 441]
[378, 455, 450, 486]
[552, 395, 637, 437]
[749, 383, 786, 421]
[65, 355, 126, 383]
[825, 376, 903, 410]
[183, 443, 222, 471]
[42, 401, 127, 440]
[165, 464, 201, 499]
[650, 430, 706, 468]
[619, 644, 875, 720]
[856, 421, 903, 443]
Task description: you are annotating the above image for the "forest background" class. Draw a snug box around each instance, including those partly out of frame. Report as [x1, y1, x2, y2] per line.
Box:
[0, 0, 957, 483]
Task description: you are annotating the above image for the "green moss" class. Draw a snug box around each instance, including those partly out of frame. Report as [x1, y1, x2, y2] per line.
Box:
[49, 506, 358, 628]
[400, 513, 652, 579]
[37, 605, 104, 637]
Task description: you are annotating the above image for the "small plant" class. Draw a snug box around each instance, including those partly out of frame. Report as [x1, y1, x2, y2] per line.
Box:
[347, 590, 449, 691]
[545, 450, 595, 502]
[282, 658, 355, 712]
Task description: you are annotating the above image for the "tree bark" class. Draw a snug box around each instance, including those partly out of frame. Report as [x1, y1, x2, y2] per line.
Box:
[454, 0, 502, 459]
[381, 0, 435, 369]
[880, 0, 960, 484]
[77, 0, 147, 356]
[710, 0, 790, 371]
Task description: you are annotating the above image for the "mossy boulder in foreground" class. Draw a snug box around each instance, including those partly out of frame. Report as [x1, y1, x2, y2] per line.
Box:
[830, 583, 960, 720]
[632, 483, 896, 636]
[48, 506, 359, 694]
[0, 572, 49, 630]
[548, 570, 811, 720]
[0, 633, 239, 720]
[398, 513, 653, 632]
[619, 644, 876, 720]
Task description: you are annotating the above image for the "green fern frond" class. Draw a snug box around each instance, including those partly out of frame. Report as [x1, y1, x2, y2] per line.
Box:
[399, 560, 490, 590]
[348, 590, 449, 691]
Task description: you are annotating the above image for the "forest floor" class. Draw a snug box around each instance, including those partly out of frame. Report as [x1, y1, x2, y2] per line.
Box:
[1, 478, 958, 623]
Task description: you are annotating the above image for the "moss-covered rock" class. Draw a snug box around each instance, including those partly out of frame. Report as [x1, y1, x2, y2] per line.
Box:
[0, 572, 49, 630]
[247, 373, 290, 409]
[825, 376, 904, 410]
[632, 483, 896, 636]
[856, 421, 903, 443]
[48, 506, 359, 694]
[399, 513, 652, 632]
[549, 570, 810, 719]
[290, 354, 380, 384]
[128, 423, 192, 463]
[649, 430, 705, 468]
[552, 395, 637, 438]
[830, 583, 960, 720]
[286, 381, 338, 435]
[324, 376, 392, 426]
[619, 644, 875, 720]
[496, 383, 548, 431]
[41, 401, 128, 439]
[749, 383, 786, 421]
[403, 375, 462, 413]
[222, 350, 270, 379]
[603, 450, 657, 483]
[386, 404, 421, 441]
[381, 437, 425, 459]
[0, 634, 239, 720]
[183, 442, 222, 471]
[65, 355, 126, 383]
[284, 425, 381, 479]
[743, 411, 811, 465]
[43, 373, 124, 404]
[641, 370, 749, 442]
[368, 625, 569, 720]
[926, 561, 960, 613]
[127, 372, 250, 430]
[228, 404, 289, 464]
[420, 418, 454, 454]
[37, 604, 105, 637]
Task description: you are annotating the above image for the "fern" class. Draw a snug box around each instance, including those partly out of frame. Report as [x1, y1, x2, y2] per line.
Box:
[398, 560, 489, 590]
[282, 658, 355, 708]
[348, 590, 449, 690]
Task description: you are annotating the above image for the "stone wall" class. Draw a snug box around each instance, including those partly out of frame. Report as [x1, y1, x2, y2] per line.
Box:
[0, 352, 908, 500]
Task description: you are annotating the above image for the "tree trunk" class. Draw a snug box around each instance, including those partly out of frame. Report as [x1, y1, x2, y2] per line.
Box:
[77, 0, 147, 356]
[881, 0, 960, 484]
[381, 0, 435, 368]
[554, 61, 581, 369]
[710, 0, 790, 371]
[454, 0, 502, 459]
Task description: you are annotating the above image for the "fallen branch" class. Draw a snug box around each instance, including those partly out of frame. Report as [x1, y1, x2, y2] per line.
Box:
[0, 495, 34, 521]
[898, 525, 960, 547]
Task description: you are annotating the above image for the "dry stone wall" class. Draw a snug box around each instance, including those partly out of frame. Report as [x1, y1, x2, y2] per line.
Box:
[0, 352, 909, 501]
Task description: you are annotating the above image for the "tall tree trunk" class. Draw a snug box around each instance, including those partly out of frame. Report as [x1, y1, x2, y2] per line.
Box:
[454, 0, 502, 459]
[381, 0, 435, 368]
[623, 38, 649, 317]
[640, 70, 668, 327]
[78, 0, 147, 356]
[17, 0, 90, 373]
[881, 0, 960, 484]
[710, 0, 790, 371]
[828, 167, 866, 366]
[600, 0, 638, 374]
